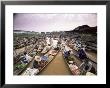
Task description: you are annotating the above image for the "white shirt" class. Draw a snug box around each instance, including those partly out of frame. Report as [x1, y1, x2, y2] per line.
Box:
[25, 54, 32, 61]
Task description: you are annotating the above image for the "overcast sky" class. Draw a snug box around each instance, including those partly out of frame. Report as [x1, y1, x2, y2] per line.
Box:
[13, 13, 97, 32]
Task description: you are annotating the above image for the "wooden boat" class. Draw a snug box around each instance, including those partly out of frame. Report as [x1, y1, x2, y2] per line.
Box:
[14, 54, 35, 75]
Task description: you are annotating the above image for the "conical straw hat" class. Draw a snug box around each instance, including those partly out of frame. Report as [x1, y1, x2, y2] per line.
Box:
[34, 56, 41, 62]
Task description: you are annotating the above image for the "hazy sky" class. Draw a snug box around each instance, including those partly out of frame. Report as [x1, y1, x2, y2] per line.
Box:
[13, 13, 97, 32]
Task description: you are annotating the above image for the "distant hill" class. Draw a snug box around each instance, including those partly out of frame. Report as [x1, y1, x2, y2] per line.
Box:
[65, 25, 97, 34]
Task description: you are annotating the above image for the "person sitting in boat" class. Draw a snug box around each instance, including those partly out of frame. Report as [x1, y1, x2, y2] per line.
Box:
[21, 52, 32, 64]
[40, 53, 49, 65]
[20, 56, 28, 64]
[64, 50, 71, 59]
[32, 56, 41, 69]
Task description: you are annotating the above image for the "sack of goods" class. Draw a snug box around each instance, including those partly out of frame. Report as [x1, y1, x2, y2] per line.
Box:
[41, 47, 47, 53]
[49, 50, 57, 56]
[23, 68, 39, 76]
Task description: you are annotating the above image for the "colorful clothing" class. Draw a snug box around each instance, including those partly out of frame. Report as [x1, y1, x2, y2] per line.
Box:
[41, 55, 48, 61]
[78, 49, 87, 60]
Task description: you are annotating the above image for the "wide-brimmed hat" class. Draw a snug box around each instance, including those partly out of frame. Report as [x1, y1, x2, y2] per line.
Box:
[69, 61, 73, 64]
[34, 56, 41, 62]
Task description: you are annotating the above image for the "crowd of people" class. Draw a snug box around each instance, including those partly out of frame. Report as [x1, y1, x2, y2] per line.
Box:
[14, 35, 47, 74]
[15, 36, 61, 75]
[14, 32, 96, 76]
[22, 48, 60, 75]
[61, 38, 96, 75]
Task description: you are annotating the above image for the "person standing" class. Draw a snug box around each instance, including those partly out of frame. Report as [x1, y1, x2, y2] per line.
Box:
[78, 46, 87, 61]
[79, 59, 93, 75]
[64, 50, 71, 60]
